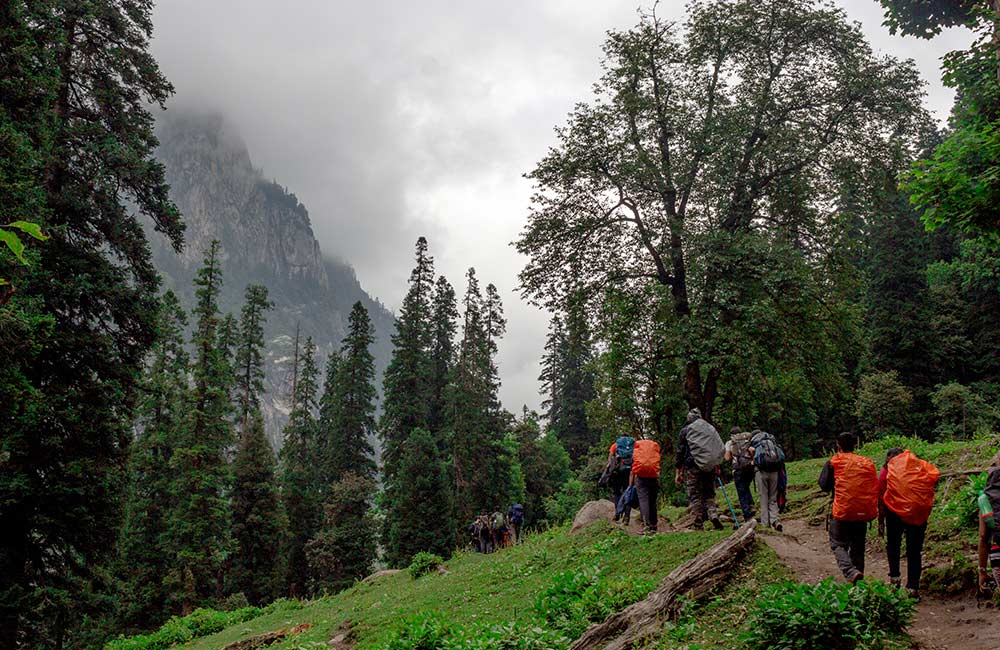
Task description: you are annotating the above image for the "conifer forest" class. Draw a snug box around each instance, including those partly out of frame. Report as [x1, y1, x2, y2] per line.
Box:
[2, 1, 1000, 648]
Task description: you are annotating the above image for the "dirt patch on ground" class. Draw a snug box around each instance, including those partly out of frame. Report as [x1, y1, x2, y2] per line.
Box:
[763, 519, 999, 650]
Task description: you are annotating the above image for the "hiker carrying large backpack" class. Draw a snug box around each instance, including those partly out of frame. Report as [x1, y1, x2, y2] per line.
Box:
[675, 409, 724, 531]
[750, 430, 786, 531]
[607, 435, 635, 525]
[878, 448, 940, 599]
[978, 454, 1000, 595]
[819, 432, 878, 584]
[725, 427, 756, 521]
[630, 437, 661, 534]
[507, 503, 525, 545]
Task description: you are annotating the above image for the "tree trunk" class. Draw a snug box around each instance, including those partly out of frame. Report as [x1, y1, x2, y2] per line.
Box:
[570, 521, 757, 650]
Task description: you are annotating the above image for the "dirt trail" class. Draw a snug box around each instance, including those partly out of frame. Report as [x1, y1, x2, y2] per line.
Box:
[762, 519, 999, 649]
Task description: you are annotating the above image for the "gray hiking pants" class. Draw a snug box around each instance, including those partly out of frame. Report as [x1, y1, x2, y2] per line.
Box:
[829, 518, 867, 582]
[685, 469, 717, 525]
[756, 470, 780, 528]
[635, 476, 659, 533]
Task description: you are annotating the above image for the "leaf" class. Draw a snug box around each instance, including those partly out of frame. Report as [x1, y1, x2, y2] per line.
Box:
[5, 220, 48, 241]
[0, 229, 27, 265]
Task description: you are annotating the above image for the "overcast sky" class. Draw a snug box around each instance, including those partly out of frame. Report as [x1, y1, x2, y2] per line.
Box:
[151, 0, 971, 415]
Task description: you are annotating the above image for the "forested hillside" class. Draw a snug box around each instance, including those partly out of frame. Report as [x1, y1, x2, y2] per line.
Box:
[147, 112, 396, 445]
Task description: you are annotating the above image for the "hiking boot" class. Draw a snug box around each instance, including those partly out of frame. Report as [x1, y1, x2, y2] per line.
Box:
[773, 523, 783, 532]
[851, 573, 865, 586]
[907, 588, 920, 601]
[889, 577, 902, 589]
[711, 518, 723, 530]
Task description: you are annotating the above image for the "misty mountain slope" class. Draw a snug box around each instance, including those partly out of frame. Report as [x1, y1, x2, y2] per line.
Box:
[148, 111, 395, 446]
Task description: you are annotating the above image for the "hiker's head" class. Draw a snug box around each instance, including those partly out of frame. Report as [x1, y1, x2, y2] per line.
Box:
[836, 432, 857, 453]
[686, 408, 701, 424]
[884, 447, 904, 467]
[729, 426, 742, 437]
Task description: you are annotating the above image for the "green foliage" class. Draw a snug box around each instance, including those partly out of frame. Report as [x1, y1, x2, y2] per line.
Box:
[939, 471, 989, 528]
[543, 478, 587, 526]
[854, 371, 914, 436]
[408, 552, 446, 579]
[386, 613, 454, 650]
[744, 579, 915, 650]
[390, 428, 455, 565]
[515, 415, 573, 528]
[930, 382, 997, 439]
[386, 614, 571, 650]
[105, 601, 301, 650]
[533, 566, 655, 637]
[306, 472, 378, 593]
[0, 219, 48, 285]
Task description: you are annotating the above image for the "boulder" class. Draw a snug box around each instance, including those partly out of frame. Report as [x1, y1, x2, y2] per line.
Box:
[570, 499, 616, 533]
[360, 569, 402, 583]
[223, 624, 312, 650]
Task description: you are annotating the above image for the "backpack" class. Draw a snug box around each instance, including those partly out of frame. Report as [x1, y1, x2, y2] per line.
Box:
[883, 450, 940, 526]
[830, 452, 878, 522]
[686, 418, 725, 472]
[752, 433, 785, 472]
[509, 503, 524, 525]
[632, 439, 661, 478]
[729, 431, 753, 470]
[985, 467, 1000, 543]
[615, 436, 635, 470]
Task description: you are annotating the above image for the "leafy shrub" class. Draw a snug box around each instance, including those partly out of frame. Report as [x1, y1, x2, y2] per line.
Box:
[939, 471, 988, 528]
[533, 567, 654, 637]
[409, 552, 445, 579]
[744, 579, 915, 650]
[387, 613, 454, 650]
[387, 615, 570, 650]
[104, 604, 269, 650]
[543, 478, 586, 526]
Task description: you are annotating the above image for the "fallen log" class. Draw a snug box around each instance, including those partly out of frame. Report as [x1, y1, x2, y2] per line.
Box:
[570, 521, 757, 650]
[223, 623, 312, 650]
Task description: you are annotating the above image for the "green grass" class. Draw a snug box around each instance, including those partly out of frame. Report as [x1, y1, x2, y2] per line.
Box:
[181, 522, 728, 650]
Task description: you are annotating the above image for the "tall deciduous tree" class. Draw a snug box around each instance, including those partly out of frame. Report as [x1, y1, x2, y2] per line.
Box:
[517, 0, 926, 425]
[280, 333, 321, 596]
[0, 0, 183, 644]
[165, 241, 234, 614]
[118, 291, 189, 631]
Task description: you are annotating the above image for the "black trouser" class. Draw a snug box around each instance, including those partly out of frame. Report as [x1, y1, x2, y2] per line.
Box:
[636, 476, 659, 532]
[829, 518, 867, 582]
[885, 510, 927, 590]
[610, 470, 631, 523]
[733, 467, 755, 520]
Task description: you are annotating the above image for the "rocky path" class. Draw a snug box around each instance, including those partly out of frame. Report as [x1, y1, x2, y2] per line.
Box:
[762, 519, 999, 650]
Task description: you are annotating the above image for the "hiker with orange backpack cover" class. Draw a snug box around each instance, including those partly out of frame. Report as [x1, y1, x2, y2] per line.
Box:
[819, 432, 878, 584]
[877, 447, 940, 599]
[629, 436, 661, 534]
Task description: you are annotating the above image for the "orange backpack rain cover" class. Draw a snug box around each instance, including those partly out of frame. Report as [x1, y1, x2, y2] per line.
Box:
[831, 452, 878, 522]
[632, 440, 661, 478]
[883, 450, 940, 525]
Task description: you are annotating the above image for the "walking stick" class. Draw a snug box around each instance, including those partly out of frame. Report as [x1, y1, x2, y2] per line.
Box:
[717, 477, 741, 527]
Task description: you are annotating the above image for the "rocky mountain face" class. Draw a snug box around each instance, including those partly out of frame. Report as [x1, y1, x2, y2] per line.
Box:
[148, 111, 395, 447]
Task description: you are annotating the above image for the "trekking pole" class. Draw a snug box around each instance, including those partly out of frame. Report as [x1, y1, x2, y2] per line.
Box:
[716, 477, 741, 526]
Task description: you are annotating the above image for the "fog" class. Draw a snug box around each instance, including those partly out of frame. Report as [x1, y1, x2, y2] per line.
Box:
[151, 0, 971, 414]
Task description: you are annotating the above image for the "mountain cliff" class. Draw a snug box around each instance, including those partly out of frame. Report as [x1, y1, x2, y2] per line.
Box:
[148, 111, 395, 446]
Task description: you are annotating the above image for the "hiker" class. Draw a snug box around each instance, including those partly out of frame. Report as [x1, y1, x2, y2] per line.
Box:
[978, 453, 1000, 595]
[607, 434, 635, 525]
[750, 429, 785, 531]
[630, 436, 661, 534]
[725, 426, 756, 522]
[819, 432, 878, 584]
[491, 511, 507, 550]
[675, 409, 724, 530]
[507, 502, 525, 545]
[478, 514, 494, 553]
[878, 447, 940, 599]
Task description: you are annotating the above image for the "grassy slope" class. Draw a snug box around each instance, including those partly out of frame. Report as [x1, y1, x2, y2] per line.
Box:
[186, 523, 727, 650]
[176, 435, 997, 650]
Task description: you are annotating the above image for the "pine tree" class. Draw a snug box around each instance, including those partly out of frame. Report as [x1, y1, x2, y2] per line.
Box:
[0, 0, 183, 643]
[392, 429, 455, 563]
[165, 241, 235, 614]
[316, 349, 343, 489]
[118, 291, 189, 630]
[229, 284, 283, 605]
[231, 410, 286, 604]
[553, 294, 597, 466]
[539, 314, 567, 428]
[381, 237, 435, 478]
[280, 334, 321, 596]
[305, 472, 377, 594]
[427, 276, 458, 439]
[322, 302, 377, 482]
[234, 285, 274, 432]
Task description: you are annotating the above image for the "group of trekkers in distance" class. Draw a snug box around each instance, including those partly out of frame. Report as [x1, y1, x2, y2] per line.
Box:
[599, 410, 1000, 601]
[601, 409, 788, 536]
[468, 503, 524, 554]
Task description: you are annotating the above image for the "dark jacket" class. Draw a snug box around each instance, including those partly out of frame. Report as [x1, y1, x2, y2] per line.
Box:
[818, 460, 835, 493]
[675, 425, 698, 470]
